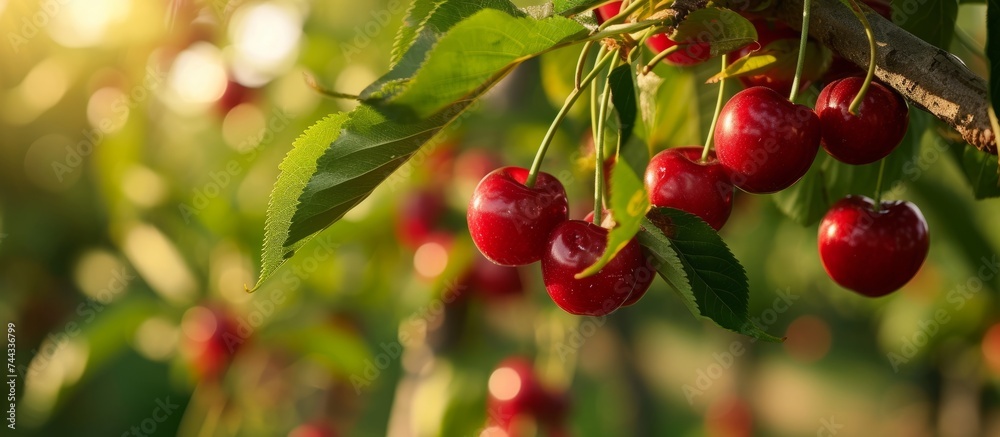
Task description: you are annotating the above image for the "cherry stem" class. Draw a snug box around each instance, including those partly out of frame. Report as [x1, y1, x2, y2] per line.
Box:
[574, 41, 595, 89]
[845, 0, 876, 115]
[788, 0, 813, 102]
[526, 49, 615, 188]
[597, 0, 645, 31]
[642, 45, 681, 74]
[594, 55, 622, 225]
[702, 54, 728, 162]
[873, 158, 887, 211]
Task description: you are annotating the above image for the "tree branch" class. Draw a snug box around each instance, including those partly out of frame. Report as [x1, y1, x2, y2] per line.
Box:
[769, 0, 996, 154]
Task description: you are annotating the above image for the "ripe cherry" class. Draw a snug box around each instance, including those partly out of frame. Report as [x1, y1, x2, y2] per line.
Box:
[594, 1, 709, 66]
[182, 306, 242, 380]
[714, 86, 821, 194]
[646, 33, 713, 66]
[469, 254, 524, 299]
[487, 357, 568, 432]
[730, 19, 806, 96]
[395, 188, 446, 249]
[593, 1, 623, 24]
[468, 167, 569, 266]
[818, 195, 929, 297]
[814, 77, 909, 165]
[645, 147, 734, 230]
[542, 220, 653, 315]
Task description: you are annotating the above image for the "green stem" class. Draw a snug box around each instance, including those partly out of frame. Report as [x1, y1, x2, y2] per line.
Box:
[845, 0, 876, 115]
[574, 41, 595, 89]
[873, 158, 887, 211]
[597, 0, 646, 31]
[788, 0, 813, 102]
[642, 45, 682, 74]
[594, 55, 621, 225]
[702, 54, 728, 162]
[526, 50, 616, 188]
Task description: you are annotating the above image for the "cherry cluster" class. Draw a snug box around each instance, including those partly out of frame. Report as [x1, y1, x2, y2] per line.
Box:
[601, 1, 927, 298]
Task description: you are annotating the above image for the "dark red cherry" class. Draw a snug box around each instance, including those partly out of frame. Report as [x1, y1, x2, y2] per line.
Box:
[814, 77, 909, 165]
[396, 189, 446, 249]
[646, 33, 713, 66]
[593, 1, 623, 24]
[645, 146, 734, 230]
[714, 87, 821, 194]
[730, 20, 805, 96]
[542, 220, 654, 315]
[468, 167, 569, 266]
[818, 195, 929, 297]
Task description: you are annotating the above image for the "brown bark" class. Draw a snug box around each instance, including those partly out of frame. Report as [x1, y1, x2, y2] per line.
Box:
[661, 0, 996, 153]
[768, 0, 996, 154]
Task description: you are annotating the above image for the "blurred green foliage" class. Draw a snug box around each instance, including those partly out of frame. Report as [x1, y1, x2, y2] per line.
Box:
[1, 0, 1000, 436]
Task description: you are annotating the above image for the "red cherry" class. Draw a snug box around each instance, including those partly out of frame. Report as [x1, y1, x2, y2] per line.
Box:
[818, 195, 929, 297]
[645, 147, 734, 230]
[468, 167, 569, 266]
[864, 0, 892, 19]
[217, 79, 254, 115]
[730, 20, 808, 96]
[396, 189, 446, 249]
[814, 77, 909, 165]
[541, 220, 653, 315]
[184, 306, 242, 380]
[470, 254, 524, 299]
[714, 87, 821, 194]
[593, 1, 623, 24]
[646, 33, 713, 66]
[288, 422, 338, 437]
[488, 357, 567, 430]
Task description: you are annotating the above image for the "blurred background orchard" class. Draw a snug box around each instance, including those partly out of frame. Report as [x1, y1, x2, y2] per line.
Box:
[2, 0, 1000, 435]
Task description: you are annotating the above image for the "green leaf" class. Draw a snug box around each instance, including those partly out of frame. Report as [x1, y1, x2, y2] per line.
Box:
[552, 0, 607, 16]
[637, 67, 701, 147]
[608, 64, 638, 150]
[671, 7, 757, 56]
[377, 0, 524, 100]
[258, 114, 350, 289]
[577, 156, 649, 278]
[772, 155, 829, 226]
[638, 208, 782, 342]
[709, 40, 831, 83]
[955, 144, 1000, 199]
[894, 0, 959, 49]
[386, 9, 587, 118]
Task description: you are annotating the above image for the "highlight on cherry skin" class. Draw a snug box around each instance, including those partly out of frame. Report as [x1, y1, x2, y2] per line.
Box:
[467, 167, 569, 266]
[541, 220, 654, 315]
[645, 146, 735, 231]
[815, 76, 910, 165]
[817, 195, 930, 297]
[714, 86, 822, 194]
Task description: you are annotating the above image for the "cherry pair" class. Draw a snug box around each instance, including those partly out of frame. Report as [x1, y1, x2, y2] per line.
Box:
[467, 167, 653, 316]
